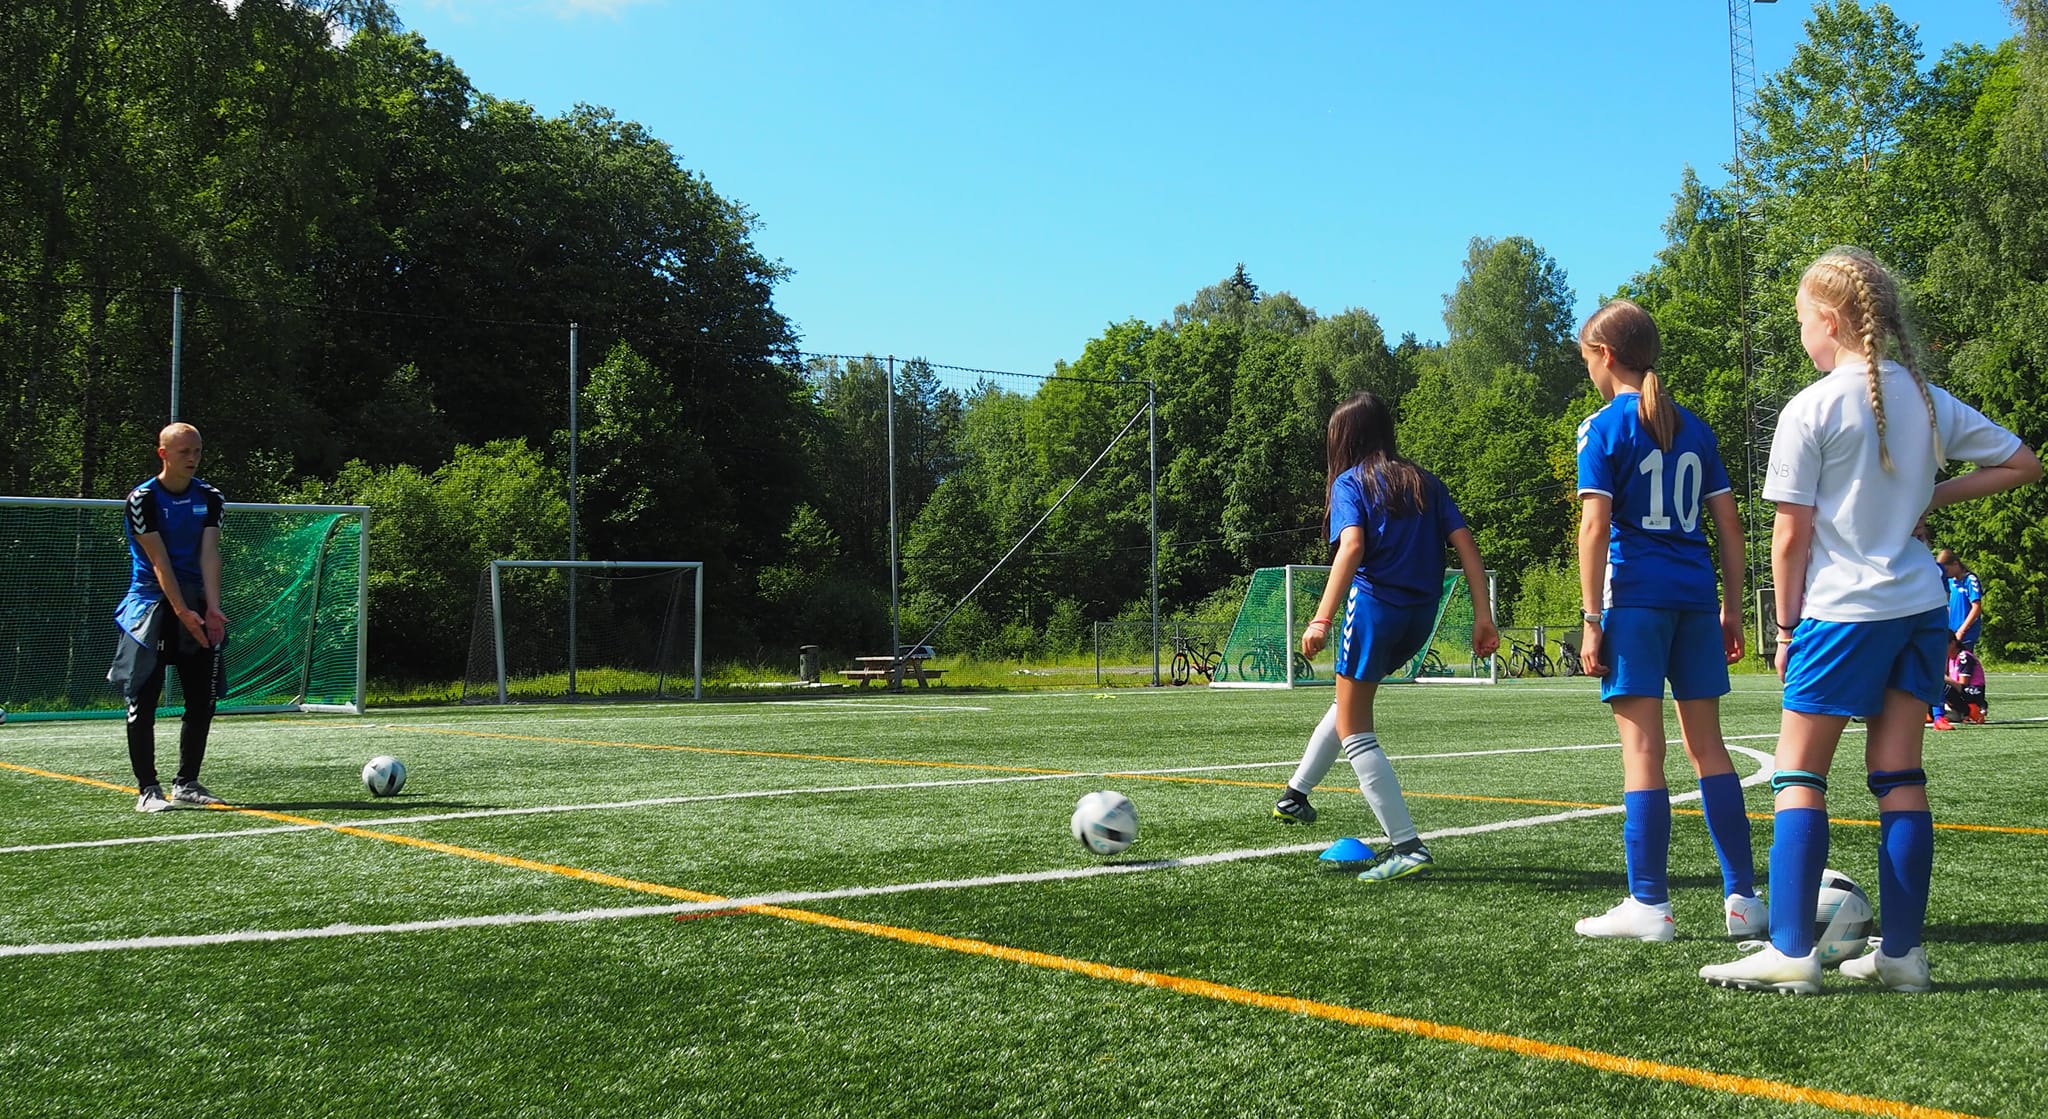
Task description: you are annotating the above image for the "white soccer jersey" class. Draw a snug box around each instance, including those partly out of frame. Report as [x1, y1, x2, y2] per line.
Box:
[1764, 359, 2022, 622]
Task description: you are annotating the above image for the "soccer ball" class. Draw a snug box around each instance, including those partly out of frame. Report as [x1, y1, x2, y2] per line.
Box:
[1070, 790, 1138, 855]
[1815, 868, 1875, 966]
[362, 755, 407, 797]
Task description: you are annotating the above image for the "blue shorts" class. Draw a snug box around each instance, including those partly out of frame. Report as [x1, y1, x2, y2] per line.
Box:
[1332, 585, 1436, 682]
[1782, 608, 1948, 717]
[1599, 606, 1730, 703]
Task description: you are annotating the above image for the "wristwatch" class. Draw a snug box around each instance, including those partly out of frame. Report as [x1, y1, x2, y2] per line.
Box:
[1581, 610, 1603, 624]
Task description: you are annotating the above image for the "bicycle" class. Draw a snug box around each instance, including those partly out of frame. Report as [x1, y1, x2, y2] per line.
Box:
[1554, 640, 1584, 678]
[1502, 636, 1552, 678]
[1414, 647, 1454, 677]
[1239, 638, 1316, 683]
[1169, 634, 1225, 686]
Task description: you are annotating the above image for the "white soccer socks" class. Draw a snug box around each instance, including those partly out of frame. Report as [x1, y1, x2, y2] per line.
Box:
[1341, 732, 1418, 848]
[1286, 705, 1342, 798]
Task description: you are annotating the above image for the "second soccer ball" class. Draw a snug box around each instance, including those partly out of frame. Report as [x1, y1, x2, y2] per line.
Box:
[1070, 790, 1137, 856]
[362, 755, 407, 797]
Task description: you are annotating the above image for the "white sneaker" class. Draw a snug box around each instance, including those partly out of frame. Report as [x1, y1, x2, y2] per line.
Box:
[1725, 893, 1767, 939]
[170, 780, 223, 806]
[1700, 941, 1822, 995]
[1839, 940, 1931, 993]
[135, 785, 174, 813]
[1575, 897, 1675, 942]
[1355, 847, 1432, 883]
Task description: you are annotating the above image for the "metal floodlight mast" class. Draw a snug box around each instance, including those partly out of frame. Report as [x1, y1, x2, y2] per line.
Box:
[1729, 0, 1779, 652]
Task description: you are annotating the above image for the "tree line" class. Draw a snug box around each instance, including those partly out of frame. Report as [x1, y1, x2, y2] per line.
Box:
[5, 1, 2045, 679]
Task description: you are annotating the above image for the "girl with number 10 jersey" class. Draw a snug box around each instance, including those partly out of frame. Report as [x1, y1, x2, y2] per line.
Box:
[1571, 299, 1760, 945]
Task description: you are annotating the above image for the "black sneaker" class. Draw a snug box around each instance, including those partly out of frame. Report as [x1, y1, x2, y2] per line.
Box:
[1272, 795, 1317, 825]
[170, 780, 223, 806]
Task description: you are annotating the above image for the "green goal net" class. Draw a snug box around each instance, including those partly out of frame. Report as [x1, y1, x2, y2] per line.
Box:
[0, 497, 368, 721]
[1213, 565, 1495, 688]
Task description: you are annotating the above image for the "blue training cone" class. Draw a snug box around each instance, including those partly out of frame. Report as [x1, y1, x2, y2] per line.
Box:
[1317, 837, 1375, 868]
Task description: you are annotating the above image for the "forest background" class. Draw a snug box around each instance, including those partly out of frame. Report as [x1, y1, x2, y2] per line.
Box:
[5, 0, 2047, 682]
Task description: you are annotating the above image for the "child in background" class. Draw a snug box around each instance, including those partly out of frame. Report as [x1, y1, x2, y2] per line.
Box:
[1944, 639, 1987, 725]
[1570, 299, 1761, 943]
[1700, 248, 2040, 995]
[1275, 392, 1499, 883]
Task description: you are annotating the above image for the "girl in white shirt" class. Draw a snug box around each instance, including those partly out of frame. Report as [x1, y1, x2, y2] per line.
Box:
[1700, 248, 2040, 995]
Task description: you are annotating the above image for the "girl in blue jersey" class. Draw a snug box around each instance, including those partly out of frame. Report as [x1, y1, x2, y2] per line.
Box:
[1285, 392, 1498, 882]
[1571, 300, 1760, 943]
[1701, 248, 2040, 995]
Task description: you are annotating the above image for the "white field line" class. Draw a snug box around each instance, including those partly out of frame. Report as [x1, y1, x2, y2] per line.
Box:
[0, 738, 1671, 858]
[0, 748, 1774, 958]
[0, 704, 999, 747]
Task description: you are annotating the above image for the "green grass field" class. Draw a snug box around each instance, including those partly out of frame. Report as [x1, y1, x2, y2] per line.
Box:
[4, 675, 2045, 1118]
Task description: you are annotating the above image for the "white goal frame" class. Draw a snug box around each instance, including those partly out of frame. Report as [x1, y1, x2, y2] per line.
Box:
[482, 559, 704, 703]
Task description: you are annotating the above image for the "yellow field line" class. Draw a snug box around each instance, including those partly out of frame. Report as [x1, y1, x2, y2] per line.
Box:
[0, 761, 136, 794]
[0, 757, 1997, 1118]
[752, 905, 1990, 1119]
[0, 759, 724, 902]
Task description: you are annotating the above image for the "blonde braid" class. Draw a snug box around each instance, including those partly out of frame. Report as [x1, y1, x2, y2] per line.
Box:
[1840, 263, 1894, 471]
[1887, 302, 1945, 466]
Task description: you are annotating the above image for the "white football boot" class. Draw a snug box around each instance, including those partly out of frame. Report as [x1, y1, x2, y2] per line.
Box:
[1574, 897, 1676, 943]
[1724, 893, 1767, 939]
[1839, 940, 1931, 993]
[1699, 941, 1823, 995]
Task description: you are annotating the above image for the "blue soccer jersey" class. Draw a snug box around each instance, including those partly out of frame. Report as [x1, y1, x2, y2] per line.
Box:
[1576, 394, 1730, 611]
[1947, 571, 1983, 645]
[122, 476, 224, 601]
[1328, 466, 1467, 607]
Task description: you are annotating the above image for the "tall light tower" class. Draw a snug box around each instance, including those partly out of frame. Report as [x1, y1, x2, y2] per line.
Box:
[1729, 0, 1777, 651]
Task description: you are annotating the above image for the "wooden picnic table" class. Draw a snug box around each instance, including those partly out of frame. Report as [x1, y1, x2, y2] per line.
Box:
[842, 654, 944, 688]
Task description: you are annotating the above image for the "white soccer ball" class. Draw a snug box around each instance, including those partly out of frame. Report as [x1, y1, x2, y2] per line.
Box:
[1815, 867, 1875, 966]
[1070, 790, 1138, 856]
[362, 755, 407, 797]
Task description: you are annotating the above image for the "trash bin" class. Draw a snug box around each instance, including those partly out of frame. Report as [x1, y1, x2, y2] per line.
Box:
[799, 645, 820, 684]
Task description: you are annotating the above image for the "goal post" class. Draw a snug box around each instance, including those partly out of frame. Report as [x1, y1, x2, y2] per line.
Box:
[0, 496, 369, 721]
[462, 560, 704, 704]
[1211, 565, 1497, 689]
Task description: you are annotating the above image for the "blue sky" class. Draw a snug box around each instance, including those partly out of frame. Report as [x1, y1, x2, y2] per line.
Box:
[392, 0, 2019, 381]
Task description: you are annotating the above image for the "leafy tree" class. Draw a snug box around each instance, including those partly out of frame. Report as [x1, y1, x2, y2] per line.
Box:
[572, 341, 725, 565]
[1220, 332, 1321, 568]
[1919, 1, 2048, 656]
[1440, 236, 1581, 413]
[1398, 359, 1570, 605]
[299, 439, 566, 679]
[1144, 319, 1243, 602]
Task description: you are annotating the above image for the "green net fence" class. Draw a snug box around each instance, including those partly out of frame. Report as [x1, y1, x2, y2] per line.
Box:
[1217, 566, 1488, 687]
[0, 498, 366, 721]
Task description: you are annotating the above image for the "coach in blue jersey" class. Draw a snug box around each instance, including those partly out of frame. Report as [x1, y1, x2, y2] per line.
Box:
[110, 422, 230, 813]
[1936, 549, 1984, 650]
